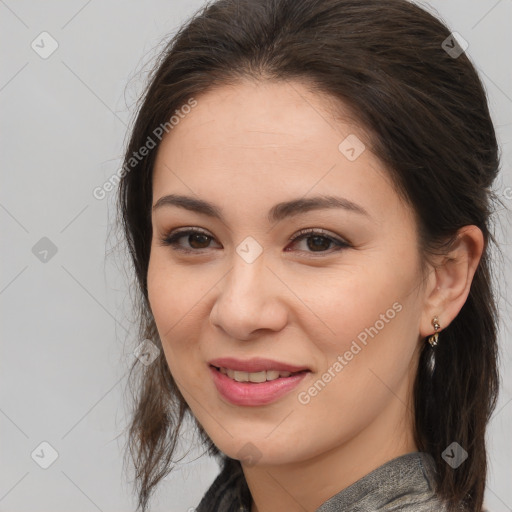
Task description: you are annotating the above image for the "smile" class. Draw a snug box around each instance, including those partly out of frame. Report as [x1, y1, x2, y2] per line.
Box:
[209, 364, 310, 406]
[213, 366, 300, 382]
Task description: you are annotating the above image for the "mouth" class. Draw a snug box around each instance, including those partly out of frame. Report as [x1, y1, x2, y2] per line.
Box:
[208, 359, 311, 406]
[210, 365, 308, 383]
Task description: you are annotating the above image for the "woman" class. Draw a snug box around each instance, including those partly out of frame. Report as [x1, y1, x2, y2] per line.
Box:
[118, 0, 501, 510]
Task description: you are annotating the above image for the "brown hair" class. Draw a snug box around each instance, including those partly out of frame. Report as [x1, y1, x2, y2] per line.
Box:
[117, 1, 501, 510]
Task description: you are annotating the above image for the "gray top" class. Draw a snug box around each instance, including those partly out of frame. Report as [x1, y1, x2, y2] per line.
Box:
[196, 451, 456, 511]
[316, 451, 448, 512]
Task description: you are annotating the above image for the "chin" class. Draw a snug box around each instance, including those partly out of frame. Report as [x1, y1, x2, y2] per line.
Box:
[208, 432, 306, 467]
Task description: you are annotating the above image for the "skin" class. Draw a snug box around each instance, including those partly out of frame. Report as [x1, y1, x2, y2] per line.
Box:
[147, 79, 484, 512]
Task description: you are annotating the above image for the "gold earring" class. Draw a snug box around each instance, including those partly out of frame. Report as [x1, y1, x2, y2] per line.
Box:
[428, 316, 441, 347]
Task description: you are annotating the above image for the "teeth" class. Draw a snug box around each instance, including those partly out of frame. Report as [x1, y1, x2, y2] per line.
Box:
[248, 371, 266, 383]
[263, 370, 280, 381]
[219, 367, 295, 382]
[234, 371, 249, 382]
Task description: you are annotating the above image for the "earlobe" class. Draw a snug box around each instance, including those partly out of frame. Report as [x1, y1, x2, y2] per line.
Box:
[427, 316, 441, 347]
[420, 225, 484, 340]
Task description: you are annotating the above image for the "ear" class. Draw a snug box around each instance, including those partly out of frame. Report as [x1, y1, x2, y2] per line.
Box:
[419, 225, 484, 338]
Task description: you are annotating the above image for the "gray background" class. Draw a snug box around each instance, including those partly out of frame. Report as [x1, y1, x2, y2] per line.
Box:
[0, 1, 510, 511]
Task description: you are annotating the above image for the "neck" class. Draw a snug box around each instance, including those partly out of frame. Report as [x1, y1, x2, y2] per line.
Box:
[244, 389, 418, 512]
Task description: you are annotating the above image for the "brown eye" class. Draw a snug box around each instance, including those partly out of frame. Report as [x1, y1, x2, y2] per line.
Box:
[186, 233, 211, 249]
[161, 228, 219, 253]
[299, 234, 333, 251]
[287, 228, 350, 254]
[161, 227, 350, 256]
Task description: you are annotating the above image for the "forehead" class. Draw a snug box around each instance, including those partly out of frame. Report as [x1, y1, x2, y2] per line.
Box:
[151, 79, 406, 224]
[160, 79, 361, 157]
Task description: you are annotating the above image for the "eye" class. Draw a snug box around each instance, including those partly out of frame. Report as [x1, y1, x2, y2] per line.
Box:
[160, 228, 219, 253]
[287, 228, 350, 255]
[160, 227, 351, 255]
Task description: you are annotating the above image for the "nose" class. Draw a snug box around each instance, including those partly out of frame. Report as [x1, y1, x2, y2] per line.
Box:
[209, 253, 289, 341]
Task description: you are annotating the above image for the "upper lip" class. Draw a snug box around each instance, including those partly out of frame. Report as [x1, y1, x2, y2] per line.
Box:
[209, 357, 310, 373]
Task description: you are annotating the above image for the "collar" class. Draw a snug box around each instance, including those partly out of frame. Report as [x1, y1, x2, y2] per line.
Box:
[196, 451, 446, 512]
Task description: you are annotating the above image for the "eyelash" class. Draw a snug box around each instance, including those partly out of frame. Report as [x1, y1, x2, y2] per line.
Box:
[160, 227, 351, 256]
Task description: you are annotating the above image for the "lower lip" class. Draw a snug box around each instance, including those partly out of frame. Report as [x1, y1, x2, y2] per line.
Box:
[209, 366, 309, 406]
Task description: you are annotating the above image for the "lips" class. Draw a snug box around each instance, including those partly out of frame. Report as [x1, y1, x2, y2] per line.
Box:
[208, 357, 310, 374]
[208, 357, 311, 405]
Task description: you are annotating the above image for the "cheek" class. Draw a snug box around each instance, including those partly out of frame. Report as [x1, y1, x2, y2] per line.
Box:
[306, 257, 418, 355]
[147, 254, 195, 355]
[300, 251, 423, 413]
[147, 248, 207, 325]
[146, 251, 220, 378]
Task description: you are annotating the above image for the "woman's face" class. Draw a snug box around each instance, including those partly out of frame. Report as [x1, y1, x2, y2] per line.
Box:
[147, 80, 430, 466]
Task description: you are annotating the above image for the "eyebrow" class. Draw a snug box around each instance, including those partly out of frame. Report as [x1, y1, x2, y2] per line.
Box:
[152, 193, 369, 223]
